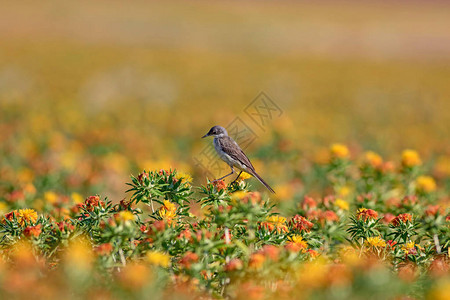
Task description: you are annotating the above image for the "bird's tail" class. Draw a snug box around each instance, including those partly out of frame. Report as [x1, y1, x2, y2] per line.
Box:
[248, 169, 276, 194]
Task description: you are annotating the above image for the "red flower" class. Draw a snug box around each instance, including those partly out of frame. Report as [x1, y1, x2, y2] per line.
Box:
[289, 215, 314, 233]
[95, 243, 113, 255]
[322, 195, 335, 208]
[4, 211, 16, 222]
[137, 171, 149, 184]
[425, 205, 440, 217]
[301, 196, 317, 210]
[259, 222, 275, 232]
[391, 213, 412, 226]
[261, 245, 280, 261]
[213, 180, 227, 191]
[248, 253, 265, 269]
[84, 195, 104, 212]
[401, 195, 417, 206]
[56, 221, 75, 232]
[387, 240, 397, 248]
[306, 249, 319, 258]
[320, 210, 339, 223]
[23, 224, 42, 238]
[383, 213, 396, 224]
[179, 252, 198, 269]
[152, 220, 166, 232]
[356, 208, 378, 221]
[241, 192, 262, 205]
[224, 259, 243, 272]
[6, 190, 25, 202]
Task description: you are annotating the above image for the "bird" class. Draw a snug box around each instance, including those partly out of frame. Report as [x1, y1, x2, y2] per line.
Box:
[202, 125, 275, 193]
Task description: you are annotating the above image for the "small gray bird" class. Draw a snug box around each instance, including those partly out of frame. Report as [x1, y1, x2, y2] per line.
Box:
[202, 125, 275, 193]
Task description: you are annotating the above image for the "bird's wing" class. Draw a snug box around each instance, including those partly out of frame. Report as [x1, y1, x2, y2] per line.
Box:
[218, 136, 255, 171]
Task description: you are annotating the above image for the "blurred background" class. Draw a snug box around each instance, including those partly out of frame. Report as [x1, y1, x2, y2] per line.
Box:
[1, 0, 449, 202]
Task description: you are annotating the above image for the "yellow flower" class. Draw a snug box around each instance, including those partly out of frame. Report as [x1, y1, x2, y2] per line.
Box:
[175, 171, 193, 183]
[0, 202, 8, 214]
[402, 241, 416, 253]
[339, 246, 361, 267]
[23, 183, 36, 195]
[434, 155, 450, 176]
[338, 186, 351, 197]
[416, 176, 437, 193]
[146, 250, 171, 267]
[17, 209, 38, 226]
[364, 151, 383, 168]
[103, 153, 129, 173]
[71, 192, 84, 204]
[44, 191, 58, 204]
[231, 191, 247, 203]
[265, 215, 288, 233]
[427, 278, 450, 300]
[64, 237, 93, 272]
[238, 172, 252, 180]
[160, 200, 176, 213]
[335, 199, 349, 211]
[17, 168, 34, 183]
[365, 236, 386, 248]
[401, 149, 422, 167]
[289, 235, 308, 248]
[266, 215, 287, 225]
[117, 263, 151, 289]
[274, 183, 294, 201]
[330, 143, 349, 159]
[158, 200, 177, 224]
[117, 211, 135, 222]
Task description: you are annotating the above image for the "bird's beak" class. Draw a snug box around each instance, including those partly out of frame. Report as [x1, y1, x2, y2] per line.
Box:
[202, 133, 209, 138]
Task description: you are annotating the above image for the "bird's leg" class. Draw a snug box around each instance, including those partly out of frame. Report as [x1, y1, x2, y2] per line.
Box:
[213, 167, 235, 182]
[231, 171, 242, 184]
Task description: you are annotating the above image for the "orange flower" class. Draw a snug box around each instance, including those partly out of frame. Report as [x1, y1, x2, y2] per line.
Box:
[117, 263, 151, 290]
[3, 210, 17, 223]
[356, 208, 378, 221]
[264, 215, 288, 233]
[95, 243, 113, 255]
[179, 252, 198, 269]
[261, 245, 280, 261]
[382, 213, 396, 224]
[289, 215, 314, 233]
[241, 192, 262, 205]
[224, 258, 243, 272]
[306, 249, 319, 259]
[213, 180, 227, 191]
[23, 224, 42, 238]
[248, 253, 265, 269]
[364, 151, 383, 168]
[301, 196, 317, 210]
[319, 210, 339, 223]
[425, 205, 441, 217]
[391, 213, 412, 226]
[84, 195, 104, 212]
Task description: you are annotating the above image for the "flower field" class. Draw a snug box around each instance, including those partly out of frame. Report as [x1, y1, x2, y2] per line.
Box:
[0, 149, 449, 299]
[1, 1, 450, 299]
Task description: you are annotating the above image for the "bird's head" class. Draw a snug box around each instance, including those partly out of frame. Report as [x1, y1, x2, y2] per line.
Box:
[202, 125, 228, 138]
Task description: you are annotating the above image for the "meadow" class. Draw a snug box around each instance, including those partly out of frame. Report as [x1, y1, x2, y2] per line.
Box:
[0, 1, 449, 299]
